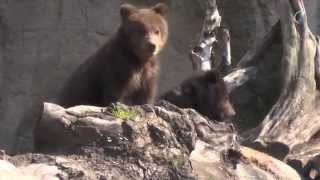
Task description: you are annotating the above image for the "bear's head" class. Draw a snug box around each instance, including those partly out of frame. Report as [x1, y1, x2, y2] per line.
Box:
[162, 70, 236, 121]
[182, 70, 236, 121]
[119, 3, 169, 60]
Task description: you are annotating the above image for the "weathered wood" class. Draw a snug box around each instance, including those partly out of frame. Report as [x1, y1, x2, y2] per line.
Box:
[286, 138, 320, 179]
[220, 28, 232, 74]
[223, 67, 257, 93]
[190, 27, 234, 73]
[239, 146, 300, 180]
[249, 0, 320, 150]
[190, 141, 301, 180]
[211, 28, 233, 75]
[315, 36, 320, 89]
[190, 37, 217, 71]
[190, 0, 220, 71]
[191, 0, 233, 73]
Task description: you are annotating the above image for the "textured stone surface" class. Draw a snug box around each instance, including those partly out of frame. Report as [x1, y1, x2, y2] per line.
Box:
[0, 101, 300, 180]
[0, 0, 319, 153]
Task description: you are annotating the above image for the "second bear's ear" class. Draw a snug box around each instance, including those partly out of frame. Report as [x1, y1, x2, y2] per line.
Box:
[152, 3, 168, 16]
[120, 4, 137, 20]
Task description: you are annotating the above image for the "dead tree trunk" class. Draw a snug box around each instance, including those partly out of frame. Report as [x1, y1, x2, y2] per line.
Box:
[191, 0, 233, 74]
[190, 0, 221, 71]
[190, 0, 257, 92]
[190, 0, 320, 177]
[250, 0, 320, 150]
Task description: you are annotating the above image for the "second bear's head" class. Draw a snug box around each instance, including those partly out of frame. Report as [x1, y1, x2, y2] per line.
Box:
[119, 3, 169, 60]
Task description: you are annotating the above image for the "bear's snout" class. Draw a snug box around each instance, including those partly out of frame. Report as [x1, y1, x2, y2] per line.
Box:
[146, 42, 156, 53]
[222, 100, 236, 118]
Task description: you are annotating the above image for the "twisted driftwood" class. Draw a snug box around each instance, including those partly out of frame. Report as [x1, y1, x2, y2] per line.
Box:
[194, 0, 320, 179]
[252, 0, 320, 149]
[190, 0, 257, 93]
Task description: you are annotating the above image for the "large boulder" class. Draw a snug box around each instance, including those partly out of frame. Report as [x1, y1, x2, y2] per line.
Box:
[10, 101, 298, 180]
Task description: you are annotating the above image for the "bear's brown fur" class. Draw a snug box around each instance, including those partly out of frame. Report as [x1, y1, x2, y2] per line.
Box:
[160, 70, 236, 121]
[59, 3, 168, 107]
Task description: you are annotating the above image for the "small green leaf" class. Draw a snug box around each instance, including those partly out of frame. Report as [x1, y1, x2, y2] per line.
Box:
[111, 107, 137, 120]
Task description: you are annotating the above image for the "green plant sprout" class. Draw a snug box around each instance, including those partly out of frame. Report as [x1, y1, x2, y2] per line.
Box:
[111, 107, 137, 120]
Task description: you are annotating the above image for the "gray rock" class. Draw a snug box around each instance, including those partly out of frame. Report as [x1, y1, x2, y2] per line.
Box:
[30, 101, 300, 179]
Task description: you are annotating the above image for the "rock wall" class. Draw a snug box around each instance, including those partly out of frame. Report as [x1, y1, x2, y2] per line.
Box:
[0, 0, 319, 153]
[0, 0, 201, 153]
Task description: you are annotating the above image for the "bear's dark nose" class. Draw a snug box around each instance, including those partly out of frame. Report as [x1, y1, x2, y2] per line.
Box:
[147, 43, 156, 53]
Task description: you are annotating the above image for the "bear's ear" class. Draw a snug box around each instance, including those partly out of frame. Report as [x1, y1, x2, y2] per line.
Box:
[152, 3, 168, 16]
[120, 4, 137, 20]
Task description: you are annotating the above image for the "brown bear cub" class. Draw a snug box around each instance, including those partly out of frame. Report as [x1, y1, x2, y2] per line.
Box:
[160, 70, 236, 121]
[59, 3, 168, 107]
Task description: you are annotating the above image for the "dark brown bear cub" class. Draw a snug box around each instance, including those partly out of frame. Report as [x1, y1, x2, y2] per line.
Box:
[59, 3, 168, 107]
[160, 70, 236, 121]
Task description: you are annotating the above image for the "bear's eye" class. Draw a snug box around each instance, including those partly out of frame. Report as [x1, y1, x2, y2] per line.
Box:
[155, 29, 160, 35]
[138, 28, 147, 35]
